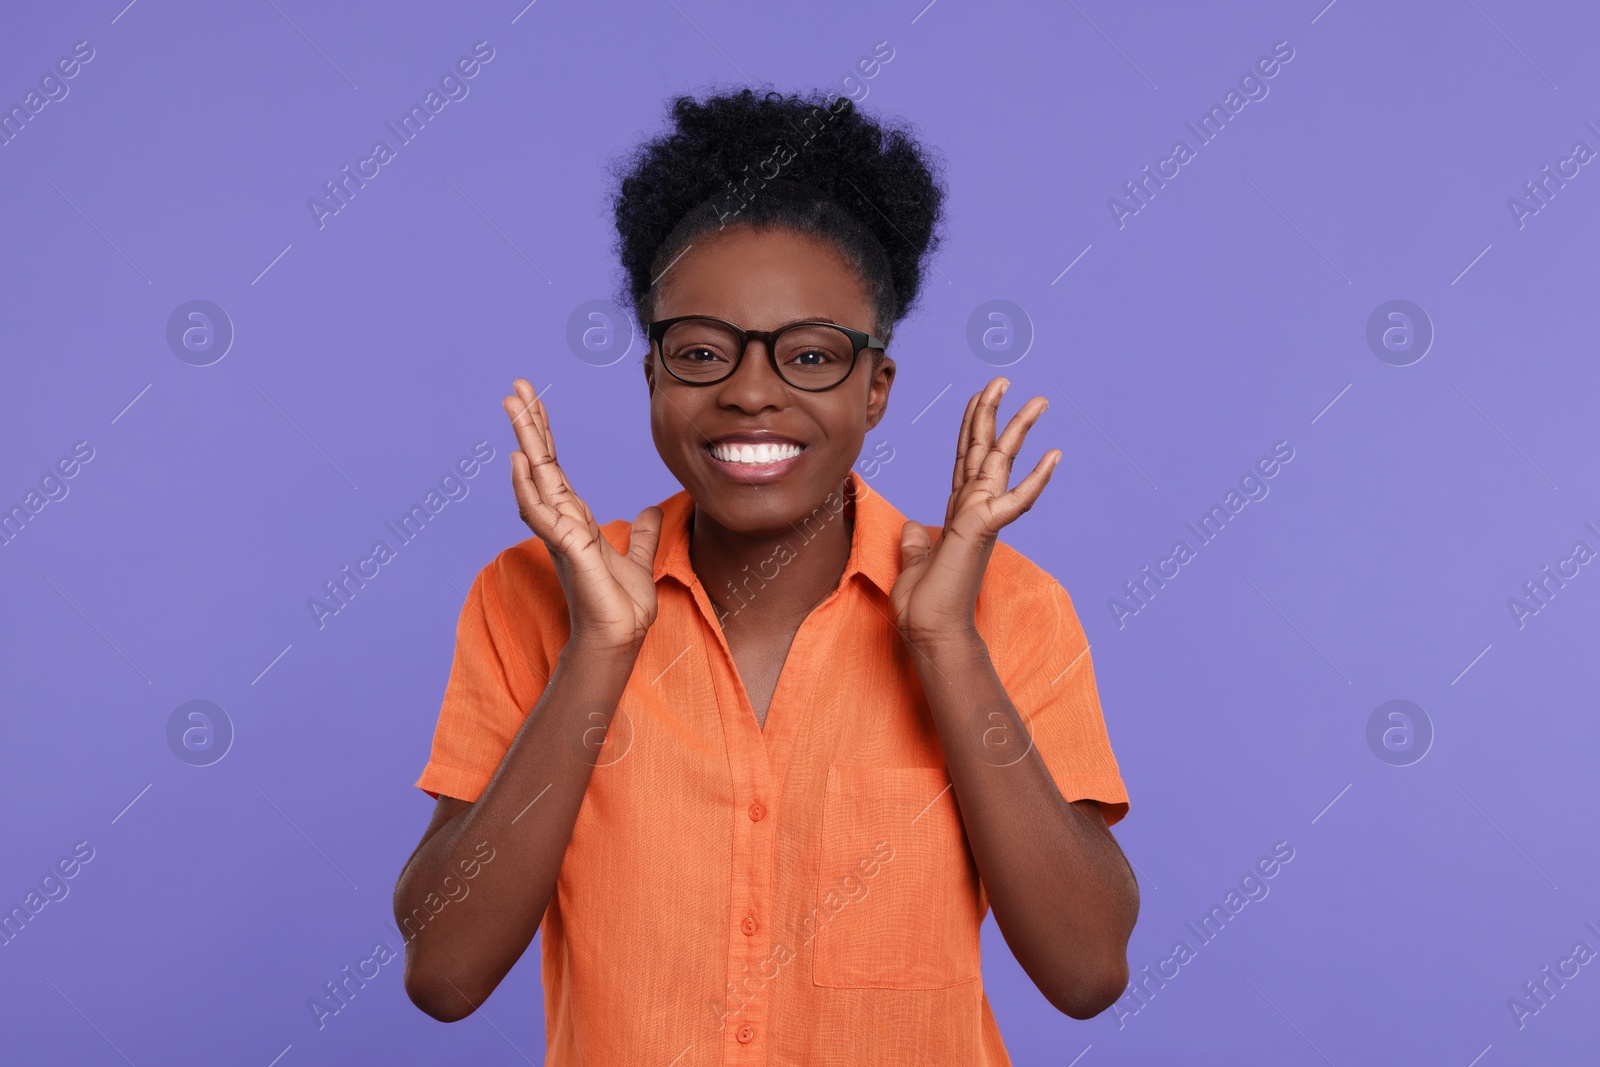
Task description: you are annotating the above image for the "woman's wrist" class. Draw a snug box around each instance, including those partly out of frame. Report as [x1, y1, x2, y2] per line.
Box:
[902, 622, 985, 657]
[559, 636, 645, 673]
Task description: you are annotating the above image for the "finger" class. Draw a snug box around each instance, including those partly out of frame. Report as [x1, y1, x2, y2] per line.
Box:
[899, 519, 933, 572]
[508, 448, 562, 537]
[504, 380, 550, 471]
[952, 389, 980, 495]
[982, 395, 1049, 484]
[512, 379, 557, 463]
[503, 388, 556, 519]
[504, 387, 551, 503]
[964, 378, 1007, 483]
[524, 381, 558, 464]
[506, 380, 578, 515]
[989, 448, 1061, 528]
[627, 506, 664, 572]
[576, 493, 601, 539]
[529, 392, 586, 523]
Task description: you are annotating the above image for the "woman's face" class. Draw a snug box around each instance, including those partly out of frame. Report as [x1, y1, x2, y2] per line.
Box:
[644, 223, 896, 536]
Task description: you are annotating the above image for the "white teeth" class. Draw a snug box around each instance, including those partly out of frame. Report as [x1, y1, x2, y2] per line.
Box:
[711, 441, 803, 464]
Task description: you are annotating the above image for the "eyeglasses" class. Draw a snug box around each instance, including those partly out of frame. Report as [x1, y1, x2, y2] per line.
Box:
[647, 314, 886, 392]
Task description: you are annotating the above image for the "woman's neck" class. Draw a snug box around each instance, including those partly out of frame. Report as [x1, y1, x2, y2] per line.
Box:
[691, 478, 856, 632]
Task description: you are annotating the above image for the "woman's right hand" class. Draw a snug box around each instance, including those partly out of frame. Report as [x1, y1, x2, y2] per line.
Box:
[502, 378, 663, 656]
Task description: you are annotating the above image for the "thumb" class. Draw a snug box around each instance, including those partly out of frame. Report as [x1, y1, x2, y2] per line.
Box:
[628, 506, 664, 570]
[900, 520, 932, 571]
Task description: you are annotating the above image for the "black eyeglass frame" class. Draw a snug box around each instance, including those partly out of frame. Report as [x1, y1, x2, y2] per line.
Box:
[646, 314, 887, 392]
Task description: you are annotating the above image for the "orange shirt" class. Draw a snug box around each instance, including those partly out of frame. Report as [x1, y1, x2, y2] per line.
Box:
[416, 468, 1129, 1065]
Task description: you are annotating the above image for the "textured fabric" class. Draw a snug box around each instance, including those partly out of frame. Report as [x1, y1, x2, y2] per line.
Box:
[416, 468, 1129, 1065]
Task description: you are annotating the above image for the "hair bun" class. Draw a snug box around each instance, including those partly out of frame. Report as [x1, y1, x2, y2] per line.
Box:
[608, 87, 947, 338]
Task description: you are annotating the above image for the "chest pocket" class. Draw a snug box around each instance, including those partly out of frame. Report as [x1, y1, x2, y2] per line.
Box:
[810, 765, 983, 989]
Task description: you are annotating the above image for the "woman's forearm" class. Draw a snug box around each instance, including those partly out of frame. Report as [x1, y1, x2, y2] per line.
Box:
[907, 629, 1140, 1018]
[396, 641, 639, 1021]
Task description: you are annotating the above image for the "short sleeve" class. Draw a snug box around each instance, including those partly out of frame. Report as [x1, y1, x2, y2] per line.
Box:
[414, 543, 561, 803]
[987, 545, 1130, 828]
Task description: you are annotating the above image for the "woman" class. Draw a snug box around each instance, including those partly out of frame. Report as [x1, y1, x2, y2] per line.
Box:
[395, 87, 1138, 1064]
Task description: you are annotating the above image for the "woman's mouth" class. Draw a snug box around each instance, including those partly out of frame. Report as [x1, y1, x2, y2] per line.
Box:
[702, 440, 808, 482]
[708, 440, 804, 464]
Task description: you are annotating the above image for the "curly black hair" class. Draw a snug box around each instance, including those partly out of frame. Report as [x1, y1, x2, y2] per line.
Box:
[606, 87, 947, 351]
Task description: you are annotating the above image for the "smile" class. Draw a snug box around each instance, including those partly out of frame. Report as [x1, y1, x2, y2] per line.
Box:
[708, 441, 805, 464]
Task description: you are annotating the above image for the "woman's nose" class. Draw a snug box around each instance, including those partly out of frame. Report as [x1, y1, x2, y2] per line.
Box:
[717, 339, 788, 406]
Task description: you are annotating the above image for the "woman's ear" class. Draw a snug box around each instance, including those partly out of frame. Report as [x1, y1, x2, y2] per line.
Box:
[865, 354, 895, 431]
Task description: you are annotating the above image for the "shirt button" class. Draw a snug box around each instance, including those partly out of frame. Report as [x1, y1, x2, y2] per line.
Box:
[741, 914, 758, 936]
[736, 1024, 755, 1044]
[748, 800, 766, 822]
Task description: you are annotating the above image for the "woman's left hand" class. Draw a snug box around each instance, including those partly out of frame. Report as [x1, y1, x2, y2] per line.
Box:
[891, 377, 1062, 645]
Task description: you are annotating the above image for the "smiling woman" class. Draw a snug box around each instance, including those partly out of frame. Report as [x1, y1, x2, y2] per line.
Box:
[395, 86, 1139, 1066]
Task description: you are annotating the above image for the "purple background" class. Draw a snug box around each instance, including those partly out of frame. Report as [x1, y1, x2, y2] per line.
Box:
[2, 1, 1597, 1064]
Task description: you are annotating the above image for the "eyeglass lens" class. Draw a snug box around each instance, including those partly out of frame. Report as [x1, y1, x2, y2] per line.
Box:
[658, 318, 856, 388]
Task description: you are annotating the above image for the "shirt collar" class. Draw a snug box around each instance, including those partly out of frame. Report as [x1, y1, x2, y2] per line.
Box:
[652, 468, 905, 599]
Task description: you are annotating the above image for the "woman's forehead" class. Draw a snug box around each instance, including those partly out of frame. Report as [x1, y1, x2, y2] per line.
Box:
[654, 226, 873, 327]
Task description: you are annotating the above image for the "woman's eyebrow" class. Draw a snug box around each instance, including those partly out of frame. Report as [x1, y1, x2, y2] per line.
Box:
[682, 314, 849, 329]
[769, 315, 852, 328]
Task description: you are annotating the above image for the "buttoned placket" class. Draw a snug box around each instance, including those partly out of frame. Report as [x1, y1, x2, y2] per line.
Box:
[648, 477, 876, 1064]
[678, 567, 855, 1065]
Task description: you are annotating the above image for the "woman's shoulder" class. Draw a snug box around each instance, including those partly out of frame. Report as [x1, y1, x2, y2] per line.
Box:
[461, 537, 558, 625]
[973, 534, 1079, 617]
[919, 523, 1066, 596]
[908, 523, 1079, 636]
[967, 537, 1091, 672]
